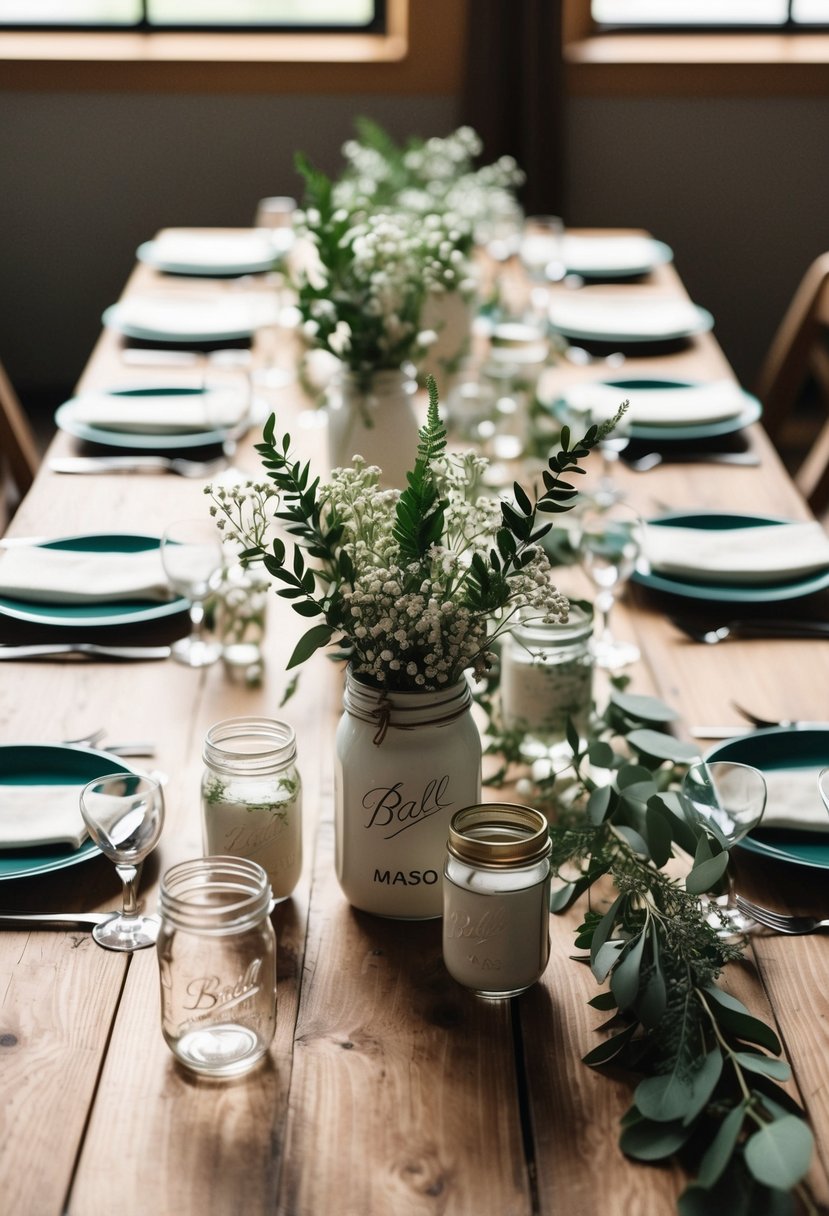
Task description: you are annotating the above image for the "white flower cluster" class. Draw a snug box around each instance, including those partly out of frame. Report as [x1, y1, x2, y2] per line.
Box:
[294, 206, 473, 373]
[204, 480, 279, 554]
[319, 455, 568, 690]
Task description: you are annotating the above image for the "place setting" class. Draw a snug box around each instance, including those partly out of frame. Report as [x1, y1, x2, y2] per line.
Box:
[547, 289, 715, 359]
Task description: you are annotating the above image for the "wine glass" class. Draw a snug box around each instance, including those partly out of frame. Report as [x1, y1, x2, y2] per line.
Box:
[519, 215, 565, 327]
[577, 499, 642, 670]
[558, 396, 632, 505]
[253, 196, 297, 390]
[161, 518, 224, 667]
[680, 761, 767, 937]
[818, 768, 829, 818]
[80, 773, 165, 951]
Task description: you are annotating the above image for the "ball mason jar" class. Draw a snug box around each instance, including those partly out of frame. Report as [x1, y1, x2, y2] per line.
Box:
[499, 606, 594, 761]
[443, 803, 551, 998]
[202, 717, 302, 903]
[335, 669, 482, 920]
[157, 856, 276, 1078]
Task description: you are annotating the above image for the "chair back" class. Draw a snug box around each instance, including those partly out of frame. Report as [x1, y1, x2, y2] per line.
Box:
[756, 253, 829, 514]
[0, 358, 39, 525]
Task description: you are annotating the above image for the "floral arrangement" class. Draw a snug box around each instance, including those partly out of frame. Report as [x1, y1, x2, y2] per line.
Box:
[206, 380, 623, 692]
[293, 154, 475, 387]
[335, 120, 525, 244]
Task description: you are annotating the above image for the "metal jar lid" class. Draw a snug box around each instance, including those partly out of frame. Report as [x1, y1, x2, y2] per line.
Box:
[447, 803, 551, 868]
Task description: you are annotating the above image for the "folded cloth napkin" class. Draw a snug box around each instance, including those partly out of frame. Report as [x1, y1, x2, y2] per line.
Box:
[105, 293, 280, 340]
[759, 768, 829, 834]
[60, 388, 248, 434]
[148, 231, 276, 271]
[0, 546, 172, 604]
[0, 785, 87, 849]
[562, 380, 746, 427]
[562, 235, 666, 274]
[549, 295, 705, 340]
[643, 521, 829, 584]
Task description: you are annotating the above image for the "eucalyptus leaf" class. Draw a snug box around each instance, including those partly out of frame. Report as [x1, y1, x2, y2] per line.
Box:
[613, 824, 650, 857]
[679, 1167, 796, 1216]
[709, 1003, 782, 1056]
[586, 784, 614, 826]
[587, 739, 617, 769]
[686, 851, 730, 895]
[682, 1049, 724, 1125]
[744, 1116, 814, 1190]
[610, 931, 646, 1009]
[590, 893, 624, 967]
[734, 1052, 791, 1082]
[588, 991, 618, 1011]
[635, 1067, 695, 1124]
[645, 800, 674, 868]
[628, 729, 701, 764]
[287, 623, 334, 669]
[592, 939, 625, 984]
[582, 1021, 638, 1067]
[696, 1100, 747, 1189]
[617, 763, 657, 790]
[620, 1115, 693, 1161]
[610, 690, 679, 723]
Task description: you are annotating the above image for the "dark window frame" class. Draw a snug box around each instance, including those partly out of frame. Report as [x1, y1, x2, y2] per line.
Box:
[0, 0, 385, 35]
[593, 0, 828, 34]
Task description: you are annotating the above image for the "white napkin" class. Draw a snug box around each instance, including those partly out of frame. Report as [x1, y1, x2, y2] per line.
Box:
[643, 521, 829, 585]
[562, 380, 746, 427]
[760, 769, 829, 834]
[549, 295, 708, 340]
[562, 235, 668, 275]
[0, 785, 87, 849]
[0, 546, 172, 604]
[147, 231, 276, 271]
[104, 293, 280, 340]
[59, 389, 248, 434]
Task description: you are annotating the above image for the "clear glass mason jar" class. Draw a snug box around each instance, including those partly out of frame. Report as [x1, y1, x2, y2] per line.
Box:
[201, 717, 302, 902]
[326, 367, 421, 489]
[500, 606, 594, 761]
[215, 561, 270, 685]
[443, 803, 551, 998]
[335, 669, 482, 920]
[157, 856, 276, 1078]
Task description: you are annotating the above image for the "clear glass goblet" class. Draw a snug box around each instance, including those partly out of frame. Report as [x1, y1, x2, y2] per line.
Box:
[577, 499, 642, 670]
[680, 760, 767, 937]
[558, 397, 632, 505]
[161, 518, 224, 667]
[80, 773, 165, 951]
[253, 195, 297, 390]
[519, 215, 565, 329]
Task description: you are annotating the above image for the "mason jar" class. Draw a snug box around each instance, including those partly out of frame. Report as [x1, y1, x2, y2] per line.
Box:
[443, 803, 551, 998]
[335, 668, 482, 920]
[202, 717, 302, 903]
[500, 605, 594, 761]
[157, 856, 276, 1078]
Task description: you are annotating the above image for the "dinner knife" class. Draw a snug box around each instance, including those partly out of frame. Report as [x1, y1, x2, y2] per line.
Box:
[0, 644, 171, 661]
[0, 911, 113, 927]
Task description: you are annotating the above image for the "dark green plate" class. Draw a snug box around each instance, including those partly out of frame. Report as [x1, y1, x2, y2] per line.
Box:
[706, 727, 829, 870]
[0, 744, 132, 881]
[0, 533, 187, 628]
[633, 511, 829, 603]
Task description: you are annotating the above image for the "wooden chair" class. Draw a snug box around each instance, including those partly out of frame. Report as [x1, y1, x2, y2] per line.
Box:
[756, 252, 829, 514]
[0, 358, 39, 527]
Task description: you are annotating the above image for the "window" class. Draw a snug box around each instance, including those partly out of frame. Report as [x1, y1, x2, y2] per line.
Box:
[0, 0, 382, 31]
[592, 0, 829, 27]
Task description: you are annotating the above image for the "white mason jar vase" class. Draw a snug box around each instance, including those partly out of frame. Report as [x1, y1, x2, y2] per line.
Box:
[335, 669, 482, 919]
[418, 289, 475, 398]
[326, 367, 420, 489]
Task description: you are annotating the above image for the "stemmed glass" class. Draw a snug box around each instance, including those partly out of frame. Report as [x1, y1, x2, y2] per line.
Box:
[818, 768, 829, 817]
[80, 773, 165, 951]
[519, 215, 565, 326]
[161, 519, 224, 667]
[680, 760, 767, 936]
[253, 195, 297, 390]
[558, 397, 632, 505]
[577, 499, 642, 670]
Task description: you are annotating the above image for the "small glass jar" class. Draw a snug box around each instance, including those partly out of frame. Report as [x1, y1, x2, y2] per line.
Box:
[443, 803, 551, 999]
[202, 717, 302, 902]
[157, 856, 276, 1078]
[499, 606, 594, 761]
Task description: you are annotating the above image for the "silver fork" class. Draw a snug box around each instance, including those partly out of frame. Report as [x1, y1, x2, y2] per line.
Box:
[735, 895, 829, 935]
[731, 701, 826, 730]
[49, 455, 226, 478]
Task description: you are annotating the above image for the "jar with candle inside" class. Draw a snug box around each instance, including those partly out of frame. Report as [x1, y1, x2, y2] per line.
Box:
[499, 604, 594, 762]
[201, 716, 302, 903]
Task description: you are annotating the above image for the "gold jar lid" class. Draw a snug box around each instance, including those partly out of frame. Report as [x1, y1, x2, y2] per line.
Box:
[448, 803, 551, 868]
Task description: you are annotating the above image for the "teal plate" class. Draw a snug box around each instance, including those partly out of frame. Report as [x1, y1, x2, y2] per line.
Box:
[0, 744, 132, 881]
[548, 303, 714, 345]
[546, 378, 762, 443]
[705, 728, 829, 870]
[562, 237, 674, 280]
[0, 533, 187, 628]
[136, 239, 275, 277]
[633, 511, 829, 604]
[55, 386, 230, 452]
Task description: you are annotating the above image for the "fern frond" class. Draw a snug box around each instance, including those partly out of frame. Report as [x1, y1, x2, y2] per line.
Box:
[392, 376, 448, 564]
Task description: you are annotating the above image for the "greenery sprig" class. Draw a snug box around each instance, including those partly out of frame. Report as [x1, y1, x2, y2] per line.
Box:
[477, 679, 818, 1214]
[219, 378, 625, 688]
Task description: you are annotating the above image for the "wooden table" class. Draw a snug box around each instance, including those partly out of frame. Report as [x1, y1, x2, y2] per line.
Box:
[2, 234, 828, 1216]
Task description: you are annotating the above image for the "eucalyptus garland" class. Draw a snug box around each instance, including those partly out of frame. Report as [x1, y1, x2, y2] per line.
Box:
[477, 678, 819, 1215]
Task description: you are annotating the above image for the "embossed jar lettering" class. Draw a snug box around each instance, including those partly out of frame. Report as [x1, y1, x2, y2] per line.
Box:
[335, 670, 482, 919]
